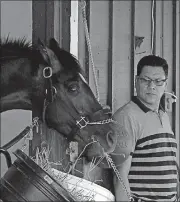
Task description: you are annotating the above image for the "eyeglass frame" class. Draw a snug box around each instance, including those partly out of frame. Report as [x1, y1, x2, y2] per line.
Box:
[137, 76, 167, 86]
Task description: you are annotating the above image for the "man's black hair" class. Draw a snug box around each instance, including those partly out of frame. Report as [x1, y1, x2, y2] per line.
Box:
[137, 55, 168, 77]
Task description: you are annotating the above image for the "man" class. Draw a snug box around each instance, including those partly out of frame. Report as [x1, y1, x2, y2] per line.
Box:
[113, 55, 178, 202]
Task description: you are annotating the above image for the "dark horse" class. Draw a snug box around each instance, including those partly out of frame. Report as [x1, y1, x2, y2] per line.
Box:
[0, 37, 132, 199]
[0, 37, 120, 159]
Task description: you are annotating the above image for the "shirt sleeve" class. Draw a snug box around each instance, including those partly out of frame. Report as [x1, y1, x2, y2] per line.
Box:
[113, 108, 138, 153]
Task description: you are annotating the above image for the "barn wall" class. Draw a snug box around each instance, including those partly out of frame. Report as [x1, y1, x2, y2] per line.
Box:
[111, 1, 132, 111]
[0, 1, 32, 176]
[77, 0, 179, 164]
[0, 1, 32, 40]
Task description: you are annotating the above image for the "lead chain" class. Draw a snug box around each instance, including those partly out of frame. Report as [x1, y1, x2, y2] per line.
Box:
[21, 117, 39, 151]
[88, 118, 118, 125]
[105, 153, 132, 202]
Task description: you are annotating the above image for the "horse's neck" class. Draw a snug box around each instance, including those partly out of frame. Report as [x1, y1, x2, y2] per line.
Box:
[0, 90, 32, 113]
[0, 58, 32, 113]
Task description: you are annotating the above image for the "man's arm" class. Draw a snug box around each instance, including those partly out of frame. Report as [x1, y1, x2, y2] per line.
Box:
[113, 156, 132, 202]
[112, 108, 137, 201]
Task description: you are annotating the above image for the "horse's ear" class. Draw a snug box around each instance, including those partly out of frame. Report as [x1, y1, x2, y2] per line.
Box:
[37, 38, 49, 67]
[37, 38, 48, 61]
[49, 38, 59, 50]
[37, 38, 45, 47]
[37, 38, 62, 74]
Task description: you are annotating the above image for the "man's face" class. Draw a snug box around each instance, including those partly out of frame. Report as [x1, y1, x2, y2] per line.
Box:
[135, 65, 167, 109]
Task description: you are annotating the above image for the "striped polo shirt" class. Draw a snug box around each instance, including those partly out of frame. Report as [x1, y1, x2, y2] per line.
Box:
[121, 97, 178, 202]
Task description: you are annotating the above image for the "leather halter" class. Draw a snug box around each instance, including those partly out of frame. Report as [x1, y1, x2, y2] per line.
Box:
[0, 47, 112, 150]
[38, 47, 58, 123]
[53, 86, 112, 141]
[39, 47, 113, 142]
[40, 47, 56, 104]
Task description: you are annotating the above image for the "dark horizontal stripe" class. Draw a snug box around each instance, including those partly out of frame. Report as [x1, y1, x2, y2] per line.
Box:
[132, 193, 176, 200]
[131, 186, 177, 192]
[129, 169, 177, 175]
[132, 151, 176, 158]
[136, 133, 175, 146]
[129, 178, 177, 184]
[135, 142, 177, 151]
[131, 160, 176, 167]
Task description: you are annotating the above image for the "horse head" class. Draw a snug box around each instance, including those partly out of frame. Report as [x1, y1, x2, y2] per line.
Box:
[33, 38, 132, 168]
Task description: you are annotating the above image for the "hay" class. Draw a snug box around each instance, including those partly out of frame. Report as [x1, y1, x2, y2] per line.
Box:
[31, 146, 95, 201]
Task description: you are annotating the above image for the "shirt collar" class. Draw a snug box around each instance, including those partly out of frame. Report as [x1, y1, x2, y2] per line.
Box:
[132, 96, 165, 113]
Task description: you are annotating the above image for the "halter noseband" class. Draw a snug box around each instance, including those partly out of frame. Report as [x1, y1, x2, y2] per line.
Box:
[52, 87, 114, 142]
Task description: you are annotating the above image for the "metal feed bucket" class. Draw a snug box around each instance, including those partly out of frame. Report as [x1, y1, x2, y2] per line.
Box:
[0, 149, 75, 201]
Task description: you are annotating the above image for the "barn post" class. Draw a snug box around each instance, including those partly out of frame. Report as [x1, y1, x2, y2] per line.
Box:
[30, 1, 71, 172]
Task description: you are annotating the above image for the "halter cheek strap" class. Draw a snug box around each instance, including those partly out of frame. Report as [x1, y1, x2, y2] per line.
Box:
[39, 47, 58, 123]
[43, 66, 53, 103]
[40, 47, 56, 104]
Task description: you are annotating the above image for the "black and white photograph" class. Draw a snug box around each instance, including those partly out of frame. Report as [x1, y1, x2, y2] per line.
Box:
[0, 1, 179, 201]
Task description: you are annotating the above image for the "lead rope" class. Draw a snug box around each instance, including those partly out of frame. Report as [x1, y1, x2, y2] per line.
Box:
[80, 0, 100, 102]
[151, 0, 155, 54]
[80, 2, 132, 201]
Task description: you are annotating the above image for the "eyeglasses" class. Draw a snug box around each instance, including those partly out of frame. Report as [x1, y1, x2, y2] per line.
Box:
[137, 77, 167, 86]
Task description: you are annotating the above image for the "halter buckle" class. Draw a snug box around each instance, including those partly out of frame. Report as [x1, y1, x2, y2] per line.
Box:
[76, 116, 89, 129]
[43, 66, 52, 78]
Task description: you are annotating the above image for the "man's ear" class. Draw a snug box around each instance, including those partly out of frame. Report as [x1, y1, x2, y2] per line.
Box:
[135, 75, 138, 85]
[165, 79, 168, 89]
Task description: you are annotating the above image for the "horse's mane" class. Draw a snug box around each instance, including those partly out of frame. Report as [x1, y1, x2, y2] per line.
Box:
[0, 37, 43, 75]
[0, 37, 82, 75]
[0, 37, 33, 57]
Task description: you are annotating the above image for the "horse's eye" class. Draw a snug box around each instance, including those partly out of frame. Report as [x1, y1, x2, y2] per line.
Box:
[68, 83, 79, 93]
